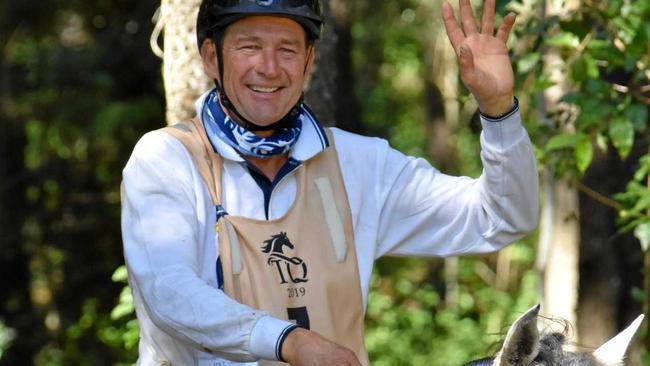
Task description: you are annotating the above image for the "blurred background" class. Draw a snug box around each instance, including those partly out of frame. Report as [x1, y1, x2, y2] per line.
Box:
[0, 0, 648, 365]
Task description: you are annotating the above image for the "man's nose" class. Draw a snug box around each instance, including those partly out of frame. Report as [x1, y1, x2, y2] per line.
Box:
[256, 49, 281, 78]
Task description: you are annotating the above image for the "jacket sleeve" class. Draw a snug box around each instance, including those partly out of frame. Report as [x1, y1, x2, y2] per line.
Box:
[121, 131, 293, 362]
[373, 110, 539, 258]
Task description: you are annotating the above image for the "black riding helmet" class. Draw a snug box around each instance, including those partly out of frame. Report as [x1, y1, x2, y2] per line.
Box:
[196, 0, 323, 131]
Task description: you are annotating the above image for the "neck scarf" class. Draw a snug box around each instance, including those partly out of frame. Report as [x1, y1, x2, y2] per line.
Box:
[202, 89, 303, 158]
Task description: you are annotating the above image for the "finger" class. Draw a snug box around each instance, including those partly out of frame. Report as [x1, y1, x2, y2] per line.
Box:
[441, 2, 465, 51]
[481, 0, 495, 35]
[495, 12, 516, 43]
[458, 44, 476, 86]
[459, 0, 478, 36]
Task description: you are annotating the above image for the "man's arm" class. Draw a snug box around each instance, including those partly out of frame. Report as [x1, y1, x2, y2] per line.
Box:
[122, 131, 296, 362]
[371, 0, 538, 257]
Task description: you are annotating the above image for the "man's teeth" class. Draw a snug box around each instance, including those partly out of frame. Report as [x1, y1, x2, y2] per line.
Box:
[251, 86, 279, 93]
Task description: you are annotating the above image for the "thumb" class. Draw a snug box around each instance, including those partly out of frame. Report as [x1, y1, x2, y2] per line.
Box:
[458, 44, 475, 85]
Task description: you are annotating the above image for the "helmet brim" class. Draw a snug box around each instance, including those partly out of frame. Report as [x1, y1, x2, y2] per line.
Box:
[214, 13, 321, 40]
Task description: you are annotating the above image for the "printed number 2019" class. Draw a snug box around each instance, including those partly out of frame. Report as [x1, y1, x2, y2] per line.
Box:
[287, 287, 306, 298]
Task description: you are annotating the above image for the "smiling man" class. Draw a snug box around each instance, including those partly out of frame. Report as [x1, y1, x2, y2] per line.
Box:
[121, 1, 539, 365]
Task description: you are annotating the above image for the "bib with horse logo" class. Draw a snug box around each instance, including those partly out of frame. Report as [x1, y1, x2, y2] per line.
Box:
[163, 118, 368, 366]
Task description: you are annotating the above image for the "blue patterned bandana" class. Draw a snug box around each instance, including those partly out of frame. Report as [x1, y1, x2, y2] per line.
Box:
[201, 89, 303, 158]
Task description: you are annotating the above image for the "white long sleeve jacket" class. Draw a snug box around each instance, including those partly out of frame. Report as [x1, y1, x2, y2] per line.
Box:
[121, 94, 539, 365]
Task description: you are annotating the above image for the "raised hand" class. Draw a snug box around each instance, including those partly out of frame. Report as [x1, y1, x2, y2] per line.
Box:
[442, 0, 516, 117]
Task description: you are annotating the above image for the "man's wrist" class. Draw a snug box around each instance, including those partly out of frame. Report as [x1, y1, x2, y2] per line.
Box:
[249, 316, 298, 361]
[480, 97, 519, 122]
[279, 327, 309, 363]
[277, 324, 302, 362]
[479, 95, 516, 120]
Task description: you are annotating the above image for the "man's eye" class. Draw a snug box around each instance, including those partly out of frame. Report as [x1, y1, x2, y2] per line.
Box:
[239, 45, 259, 50]
[280, 48, 297, 54]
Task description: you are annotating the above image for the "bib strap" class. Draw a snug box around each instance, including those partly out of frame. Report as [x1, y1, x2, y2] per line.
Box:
[315, 177, 348, 263]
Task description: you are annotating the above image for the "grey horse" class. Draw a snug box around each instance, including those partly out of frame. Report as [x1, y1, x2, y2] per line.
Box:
[464, 304, 644, 366]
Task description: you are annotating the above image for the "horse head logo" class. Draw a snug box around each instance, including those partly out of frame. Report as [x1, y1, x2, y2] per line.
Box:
[261, 232, 294, 254]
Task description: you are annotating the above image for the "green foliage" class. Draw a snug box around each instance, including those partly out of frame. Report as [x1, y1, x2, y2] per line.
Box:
[366, 244, 538, 365]
[514, 0, 649, 250]
[511, 0, 649, 357]
[1, 0, 163, 364]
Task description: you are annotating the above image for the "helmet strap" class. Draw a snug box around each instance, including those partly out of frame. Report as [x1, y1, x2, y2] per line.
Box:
[212, 31, 307, 132]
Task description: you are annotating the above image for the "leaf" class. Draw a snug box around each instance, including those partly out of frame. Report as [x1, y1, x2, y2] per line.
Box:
[633, 155, 650, 182]
[546, 32, 580, 48]
[608, 117, 634, 159]
[112, 265, 128, 283]
[631, 192, 650, 215]
[545, 133, 583, 151]
[596, 133, 608, 153]
[634, 223, 650, 252]
[575, 138, 593, 173]
[626, 104, 648, 131]
[570, 55, 598, 83]
[517, 53, 540, 74]
[533, 77, 555, 92]
[571, 57, 588, 82]
[605, 0, 624, 18]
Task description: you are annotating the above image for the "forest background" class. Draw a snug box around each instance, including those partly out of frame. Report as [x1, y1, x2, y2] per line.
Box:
[1, 0, 648, 365]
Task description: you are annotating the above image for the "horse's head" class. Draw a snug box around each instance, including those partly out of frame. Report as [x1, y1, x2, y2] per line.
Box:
[465, 305, 644, 366]
[261, 232, 294, 254]
[277, 232, 294, 249]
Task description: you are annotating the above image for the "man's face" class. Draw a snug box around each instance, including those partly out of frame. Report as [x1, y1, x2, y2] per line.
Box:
[218, 16, 314, 127]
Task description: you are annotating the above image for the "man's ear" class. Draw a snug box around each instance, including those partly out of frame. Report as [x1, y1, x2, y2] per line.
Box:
[303, 45, 317, 84]
[200, 39, 220, 81]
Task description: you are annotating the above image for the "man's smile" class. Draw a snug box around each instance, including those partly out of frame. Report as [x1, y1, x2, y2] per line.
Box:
[249, 85, 282, 93]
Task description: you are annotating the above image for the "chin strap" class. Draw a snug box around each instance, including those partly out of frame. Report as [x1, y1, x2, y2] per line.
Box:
[212, 30, 313, 132]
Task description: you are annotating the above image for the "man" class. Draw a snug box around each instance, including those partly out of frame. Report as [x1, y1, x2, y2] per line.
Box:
[121, 0, 539, 365]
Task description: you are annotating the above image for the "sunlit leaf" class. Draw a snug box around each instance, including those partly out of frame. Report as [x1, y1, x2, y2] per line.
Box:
[608, 117, 634, 159]
[517, 53, 540, 74]
[634, 223, 650, 252]
[112, 265, 129, 283]
[575, 138, 593, 173]
[546, 32, 580, 48]
[545, 133, 583, 151]
[596, 133, 608, 153]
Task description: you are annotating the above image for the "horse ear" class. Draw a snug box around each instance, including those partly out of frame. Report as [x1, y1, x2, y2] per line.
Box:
[593, 314, 644, 366]
[494, 304, 541, 366]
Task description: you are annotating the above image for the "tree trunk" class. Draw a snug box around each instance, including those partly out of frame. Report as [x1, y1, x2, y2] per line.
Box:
[304, 0, 360, 131]
[535, 0, 581, 338]
[425, 18, 461, 174]
[159, 0, 212, 125]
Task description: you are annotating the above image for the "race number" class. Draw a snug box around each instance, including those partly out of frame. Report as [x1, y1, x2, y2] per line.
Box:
[287, 306, 310, 329]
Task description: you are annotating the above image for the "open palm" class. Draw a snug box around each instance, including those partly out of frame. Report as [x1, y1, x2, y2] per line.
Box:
[442, 0, 516, 117]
